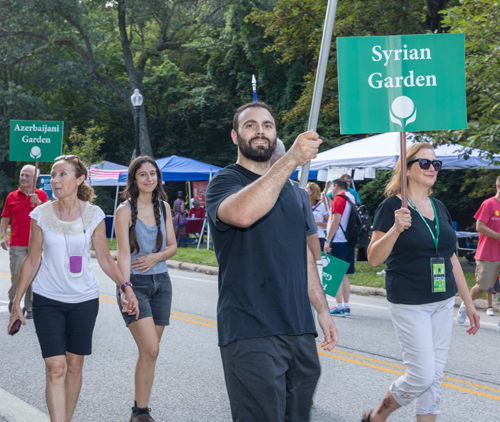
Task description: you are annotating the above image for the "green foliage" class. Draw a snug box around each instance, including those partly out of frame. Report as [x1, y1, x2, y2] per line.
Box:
[66, 120, 105, 166]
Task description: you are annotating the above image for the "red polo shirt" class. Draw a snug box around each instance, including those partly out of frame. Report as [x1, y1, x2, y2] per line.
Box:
[1, 187, 49, 246]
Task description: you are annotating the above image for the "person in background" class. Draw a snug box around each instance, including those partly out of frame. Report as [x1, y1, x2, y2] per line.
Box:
[7, 155, 139, 422]
[188, 199, 206, 220]
[307, 182, 328, 251]
[172, 191, 187, 247]
[1, 165, 49, 319]
[364, 143, 479, 422]
[341, 173, 361, 204]
[324, 179, 356, 317]
[115, 156, 177, 422]
[271, 140, 323, 278]
[485, 278, 500, 316]
[457, 175, 500, 323]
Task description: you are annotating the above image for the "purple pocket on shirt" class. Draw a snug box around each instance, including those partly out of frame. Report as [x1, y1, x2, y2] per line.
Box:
[69, 255, 83, 274]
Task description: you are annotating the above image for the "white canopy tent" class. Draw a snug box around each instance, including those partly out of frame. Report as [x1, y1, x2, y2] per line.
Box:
[307, 132, 500, 172]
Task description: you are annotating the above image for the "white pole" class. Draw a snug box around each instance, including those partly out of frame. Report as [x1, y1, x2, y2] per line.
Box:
[196, 217, 206, 251]
[207, 171, 212, 251]
[299, 0, 339, 188]
[110, 184, 120, 241]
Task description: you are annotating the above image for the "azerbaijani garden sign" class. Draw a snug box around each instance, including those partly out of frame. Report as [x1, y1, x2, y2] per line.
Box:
[337, 33, 467, 134]
[9, 120, 63, 162]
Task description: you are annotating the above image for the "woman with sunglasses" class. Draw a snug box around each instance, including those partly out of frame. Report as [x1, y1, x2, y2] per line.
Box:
[362, 143, 480, 422]
[115, 156, 177, 422]
[7, 155, 139, 422]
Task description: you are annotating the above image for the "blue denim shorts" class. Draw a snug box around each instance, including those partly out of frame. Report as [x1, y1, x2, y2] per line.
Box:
[116, 272, 172, 327]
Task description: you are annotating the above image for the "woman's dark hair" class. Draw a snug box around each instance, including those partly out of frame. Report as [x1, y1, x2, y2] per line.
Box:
[121, 156, 168, 254]
[177, 191, 184, 199]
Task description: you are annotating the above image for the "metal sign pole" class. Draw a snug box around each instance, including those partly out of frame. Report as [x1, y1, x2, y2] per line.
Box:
[400, 132, 408, 209]
[31, 161, 39, 207]
[299, 0, 339, 189]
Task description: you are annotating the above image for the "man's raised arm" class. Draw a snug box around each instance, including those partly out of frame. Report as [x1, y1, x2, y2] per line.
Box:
[218, 131, 321, 228]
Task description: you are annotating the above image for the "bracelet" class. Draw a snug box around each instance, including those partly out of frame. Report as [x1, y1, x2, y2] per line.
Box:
[315, 260, 322, 265]
[120, 281, 133, 292]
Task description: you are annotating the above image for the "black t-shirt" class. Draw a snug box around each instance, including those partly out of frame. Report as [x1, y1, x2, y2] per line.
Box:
[206, 164, 317, 346]
[372, 195, 458, 305]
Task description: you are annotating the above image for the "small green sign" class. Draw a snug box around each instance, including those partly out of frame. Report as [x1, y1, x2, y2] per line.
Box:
[321, 253, 349, 298]
[9, 120, 64, 162]
[337, 34, 467, 134]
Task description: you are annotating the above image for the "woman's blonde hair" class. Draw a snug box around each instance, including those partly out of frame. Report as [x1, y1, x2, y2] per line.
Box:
[307, 182, 322, 201]
[384, 142, 435, 197]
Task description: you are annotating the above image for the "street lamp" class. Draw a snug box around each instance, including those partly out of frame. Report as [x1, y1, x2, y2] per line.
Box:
[130, 88, 143, 157]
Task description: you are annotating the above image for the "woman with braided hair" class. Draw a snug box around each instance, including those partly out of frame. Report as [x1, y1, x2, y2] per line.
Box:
[115, 156, 177, 422]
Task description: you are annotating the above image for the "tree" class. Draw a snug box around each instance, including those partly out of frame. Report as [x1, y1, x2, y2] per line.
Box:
[0, 0, 232, 157]
[250, 0, 429, 148]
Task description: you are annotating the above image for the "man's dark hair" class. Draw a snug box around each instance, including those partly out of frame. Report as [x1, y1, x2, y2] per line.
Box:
[232, 101, 278, 133]
[333, 178, 348, 191]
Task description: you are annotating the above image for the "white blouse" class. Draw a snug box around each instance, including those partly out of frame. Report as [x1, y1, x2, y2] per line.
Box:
[30, 202, 105, 303]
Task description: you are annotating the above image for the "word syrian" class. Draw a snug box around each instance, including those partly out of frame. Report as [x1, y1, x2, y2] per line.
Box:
[368, 44, 437, 89]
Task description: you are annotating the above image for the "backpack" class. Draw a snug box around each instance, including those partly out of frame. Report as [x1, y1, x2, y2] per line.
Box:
[337, 194, 372, 248]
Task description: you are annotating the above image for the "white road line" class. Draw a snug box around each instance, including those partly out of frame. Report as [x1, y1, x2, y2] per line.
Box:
[0, 387, 50, 422]
[170, 273, 218, 284]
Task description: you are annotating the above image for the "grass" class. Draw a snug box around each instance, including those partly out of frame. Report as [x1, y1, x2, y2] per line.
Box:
[104, 240, 480, 294]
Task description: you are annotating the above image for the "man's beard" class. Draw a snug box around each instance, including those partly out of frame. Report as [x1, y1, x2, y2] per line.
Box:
[237, 133, 277, 162]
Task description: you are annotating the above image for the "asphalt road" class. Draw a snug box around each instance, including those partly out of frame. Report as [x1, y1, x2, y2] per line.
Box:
[0, 252, 499, 421]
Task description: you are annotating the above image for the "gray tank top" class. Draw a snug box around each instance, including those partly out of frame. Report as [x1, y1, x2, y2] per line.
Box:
[126, 203, 169, 275]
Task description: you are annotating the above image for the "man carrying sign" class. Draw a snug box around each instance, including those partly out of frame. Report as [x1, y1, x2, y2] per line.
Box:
[206, 102, 337, 422]
[1, 165, 48, 318]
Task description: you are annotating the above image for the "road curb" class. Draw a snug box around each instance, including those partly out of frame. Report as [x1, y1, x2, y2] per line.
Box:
[91, 251, 496, 311]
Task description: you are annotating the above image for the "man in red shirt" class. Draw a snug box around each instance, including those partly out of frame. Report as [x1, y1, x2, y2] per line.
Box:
[188, 199, 206, 219]
[1, 165, 49, 318]
[324, 178, 356, 317]
[457, 175, 500, 323]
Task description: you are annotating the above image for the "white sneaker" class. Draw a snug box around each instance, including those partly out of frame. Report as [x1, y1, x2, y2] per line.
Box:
[487, 307, 495, 316]
[457, 302, 467, 324]
[493, 293, 499, 302]
[376, 269, 386, 276]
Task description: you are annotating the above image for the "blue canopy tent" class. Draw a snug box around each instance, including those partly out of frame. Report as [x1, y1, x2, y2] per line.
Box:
[118, 155, 222, 183]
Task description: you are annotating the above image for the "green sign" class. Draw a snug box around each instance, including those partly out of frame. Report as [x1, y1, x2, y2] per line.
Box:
[337, 34, 467, 134]
[321, 253, 349, 298]
[9, 120, 63, 162]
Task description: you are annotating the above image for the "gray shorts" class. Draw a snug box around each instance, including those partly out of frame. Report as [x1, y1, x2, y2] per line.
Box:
[117, 272, 172, 327]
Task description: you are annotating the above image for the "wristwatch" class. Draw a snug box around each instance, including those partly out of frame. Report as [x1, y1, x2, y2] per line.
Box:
[120, 281, 133, 292]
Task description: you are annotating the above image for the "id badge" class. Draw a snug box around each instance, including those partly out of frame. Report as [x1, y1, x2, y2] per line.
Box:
[430, 257, 446, 293]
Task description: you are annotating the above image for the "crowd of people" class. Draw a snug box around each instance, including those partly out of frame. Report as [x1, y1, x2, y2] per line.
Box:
[1, 100, 495, 422]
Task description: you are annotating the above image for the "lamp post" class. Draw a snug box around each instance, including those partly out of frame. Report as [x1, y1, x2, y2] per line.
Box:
[130, 88, 143, 157]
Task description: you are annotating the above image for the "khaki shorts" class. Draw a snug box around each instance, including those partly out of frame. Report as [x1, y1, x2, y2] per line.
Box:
[475, 260, 500, 290]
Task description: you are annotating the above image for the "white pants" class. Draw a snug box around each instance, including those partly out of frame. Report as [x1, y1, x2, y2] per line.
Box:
[389, 296, 455, 415]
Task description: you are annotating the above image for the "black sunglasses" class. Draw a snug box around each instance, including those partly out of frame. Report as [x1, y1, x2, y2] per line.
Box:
[408, 158, 442, 171]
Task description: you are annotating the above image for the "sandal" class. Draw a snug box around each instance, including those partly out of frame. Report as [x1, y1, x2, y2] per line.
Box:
[361, 409, 373, 422]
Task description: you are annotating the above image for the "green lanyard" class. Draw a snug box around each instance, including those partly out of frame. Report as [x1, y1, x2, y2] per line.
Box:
[407, 196, 440, 257]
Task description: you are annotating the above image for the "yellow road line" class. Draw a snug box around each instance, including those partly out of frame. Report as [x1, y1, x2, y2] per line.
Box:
[317, 346, 406, 369]
[172, 311, 217, 325]
[100, 293, 117, 300]
[96, 296, 500, 401]
[442, 382, 500, 401]
[0, 274, 10, 279]
[171, 315, 217, 329]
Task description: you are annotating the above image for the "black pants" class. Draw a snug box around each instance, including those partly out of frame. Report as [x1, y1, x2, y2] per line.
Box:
[220, 334, 321, 422]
